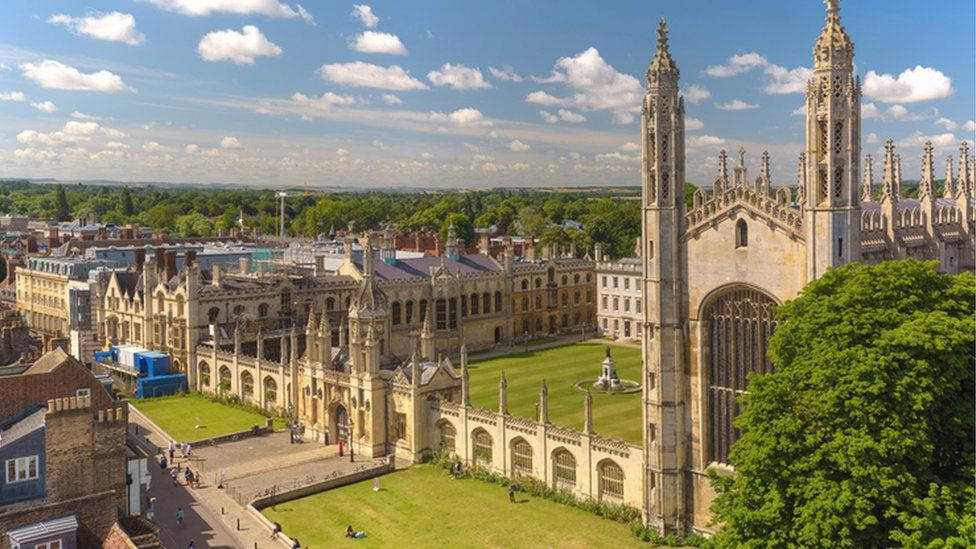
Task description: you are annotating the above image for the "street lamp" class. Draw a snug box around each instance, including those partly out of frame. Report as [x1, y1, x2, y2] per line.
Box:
[346, 416, 355, 462]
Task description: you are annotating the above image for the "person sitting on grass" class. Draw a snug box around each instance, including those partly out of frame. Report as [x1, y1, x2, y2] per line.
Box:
[345, 525, 366, 539]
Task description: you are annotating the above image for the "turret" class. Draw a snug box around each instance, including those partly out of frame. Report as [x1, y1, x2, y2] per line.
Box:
[539, 379, 549, 424]
[420, 308, 434, 359]
[944, 155, 955, 199]
[733, 147, 748, 188]
[498, 371, 507, 415]
[714, 149, 729, 195]
[583, 389, 593, 434]
[445, 222, 460, 260]
[460, 344, 469, 405]
[756, 150, 771, 195]
[861, 154, 874, 202]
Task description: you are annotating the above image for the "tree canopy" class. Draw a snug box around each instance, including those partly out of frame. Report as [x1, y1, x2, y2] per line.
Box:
[710, 260, 975, 547]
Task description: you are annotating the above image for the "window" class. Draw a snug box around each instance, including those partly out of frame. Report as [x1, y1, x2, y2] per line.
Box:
[436, 299, 447, 330]
[241, 371, 253, 397]
[561, 275, 568, 286]
[602, 296, 608, 310]
[258, 303, 269, 318]
[199, 362, 211, 387]
[624, 298, 630, 313]
[511, 439, 533, 475]
[482, 292, 491, 314]
[613, 297, 619, 311]
[613, 277, 618, 288]
[470, 294, 479, 315]
[395, 413, 407, 441]
[264, 377, 277, 403]
[586, 290, 592, 303]
[735, 219, 748, 248]
[553, 450, 576, 489]
[5, 455, 38, 483]
[535, 278, 542, 289]
[461, 295, 468, 317]
[535, 296, 542, 309]
[419, 299, 428, 322]
[405, 300, 414, 324]
[494, 291, 502, 312]
[391, 302, 401, 325]
[561, 294, 568, 306]
[438, 421, 456, 452]
[521, 279, 528, 290]
[522, 298, 528, 312]
[574, 291, 580, 305]
[449, 298, 458, 329]
[208, 307, 220, 324]
[636, 299, 642, 313]
[624, 321, 631, 338]
[473, 430, 492, 467]
[574, 274, 580, 284]
[75, 388, 91, 399]
[233, 304, 245, 317]
[624, 278, 629, 290]
[601, 276, 607, 288]
[598, 460, 624, 500]
[35, 541, 62, 549]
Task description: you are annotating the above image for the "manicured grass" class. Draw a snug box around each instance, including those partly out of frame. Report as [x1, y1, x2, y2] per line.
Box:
[131, 393, 285, 442]
[263, 464, 641, 548]
[467, 342, 642, 444]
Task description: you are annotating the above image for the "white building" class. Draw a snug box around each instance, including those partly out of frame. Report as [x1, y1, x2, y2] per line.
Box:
[596, 254, 642, 342]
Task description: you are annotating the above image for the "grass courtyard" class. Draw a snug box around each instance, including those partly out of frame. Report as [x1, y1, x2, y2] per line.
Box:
[130, 393, 286, 442]
[466, 342, 642, 443]
[263, 464, 641, 548]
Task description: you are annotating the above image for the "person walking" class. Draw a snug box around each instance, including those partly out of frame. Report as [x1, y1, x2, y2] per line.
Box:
[271, 522, 282, 540]
[176, 507, 185, 529]
[508, 484, 516, 503]
[184, 467, 194, 488]
[187, 541, 194, 549]
[168, 440, 176, 462]
[170, 467, 179, 486]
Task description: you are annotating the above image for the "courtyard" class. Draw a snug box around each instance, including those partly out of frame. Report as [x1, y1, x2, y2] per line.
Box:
[131, 393, 286, 442]
[466, 342, 642, 443]
[262, 464, 641, 548]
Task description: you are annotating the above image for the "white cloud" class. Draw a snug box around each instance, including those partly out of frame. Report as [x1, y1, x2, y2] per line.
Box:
[30, 100, 57, 113]
[105, 141, 128, 149]
[685, 117, 704, 131]
[62, 120, 125, 138]
[886, 104, 925, 121]
[146, 0, 311, 20]
[895, 131, 957, 148]
[526, 47, 642, 124]
[557, 109, 585, 123]
[296, 5, 314, 24]
[866, 132, 880, 144]
[17, 130, 59, 146]
[350, 4, 378, 27]
[863, 66, 954, 103]
[935, 117, 958, 131]
[220, 136, 242, 149]
[198, 25, 282, 65]
[16, 121, 125, 146]
[488, 65, 523, 82]
[861, 102, 880, 119]
[380, 94, 402, 105]
[350, 31, 406, 55]
[336, 148, 349, 156]
[0, 91, 26, 102]
[427, 63, 491, 90]
[14, 148, 57, 161]
[420, 152, 433, 159]
[538, 110, 559, 123]
[184, 143, 199, 154]
[965, 120, 976, 133]
[705, 52, 810, 94]
[20, 59, 134, 93]
[508, 139, 530, 152]
[681, 84, 711, 104]
[715, 99, 759, 111]
[319, 61, 427, 90]
[49, 11, 145, 45]
[705, 52, 767, 77]
[688, 135, 726, 147]
[429, 107, 491, 128]
[290, 92, 357, 110]
[791, 105, 806, 116]
[142, 141, 170, 152]
[71, 111, 100, 120]
[618, 142, 639, 152]
[372, 139, 389, 150]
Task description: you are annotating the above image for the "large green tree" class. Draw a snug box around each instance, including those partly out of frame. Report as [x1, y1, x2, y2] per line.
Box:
[54, 185, 71, 221]
[710, 260, 974, 547]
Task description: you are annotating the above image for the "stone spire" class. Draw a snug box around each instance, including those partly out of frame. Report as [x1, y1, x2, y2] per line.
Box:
[460, 345, 469, 406]
[895, 153, 903, 197]
[420, 308, 434, 359]
[733, 147, 748, 187]
[499, 371, 507, 415]
[958, 142, 972, 198]
[583, 389, 593, 434]
[881, 139, 898, 204]
[410, 349, 420, 387]
[756, 150, 771, 195]
[796, 152, 807, 206]
[861, 154, 874, 202]
[646, 18, 678, 87]
[944, 155, 955, 198]
[918, 141, 934, 201]
[445, 222, 459, 260]
[539, 379, 549, 424]
[814, 0, 854, 72]
[714, 149, 729, 194]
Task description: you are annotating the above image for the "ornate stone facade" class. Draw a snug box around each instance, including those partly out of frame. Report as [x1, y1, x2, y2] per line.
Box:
[641, 2, 974, 535]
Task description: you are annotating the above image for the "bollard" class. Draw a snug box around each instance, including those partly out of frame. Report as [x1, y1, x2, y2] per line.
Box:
[221, 507, 224, 515]
[236, 518, 240, 531]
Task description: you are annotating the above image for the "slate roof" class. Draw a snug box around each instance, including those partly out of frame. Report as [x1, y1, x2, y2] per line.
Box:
[351, 251, 501, 280]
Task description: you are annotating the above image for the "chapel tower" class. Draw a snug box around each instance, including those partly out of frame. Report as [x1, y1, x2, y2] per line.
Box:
[803, 0, 861, 279]
[640, 18, 685, 533]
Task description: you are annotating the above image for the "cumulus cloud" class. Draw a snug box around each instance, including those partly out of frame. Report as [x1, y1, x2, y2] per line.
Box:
[380, 93, 402, 105]
[0, 91, 26, 101]
[184, 143, 199, 153]
[685, 117, 704, 131]
[488, 65, 523, 82]
[935, 117, 958, 131]
[688, 135, 726, 147]
[618, 142, 639, 152]
[350, 4, 378, 27]
[427, 63, 491, 90]
[681, 84, 711, 104]
[146, 0, 313, 21]
[198, 25, 282, 65]
[886, 104, 926, 122]
[861, 102, 880, 119]
[715, 99, 758, 111]
[596, 151, 639, 162]
[49, 11, 145, 45]
[538, 108, 586, 124]
[428, 107, 491, 128]
[14, 148, 57, 161]
[350, 31, 407, 55]
[71, 111, 100, 120]
[336, 148, 349, 156]
[105, 141, 128, 149]
[863, 66, 953, 103]
[420, 152, 433, 159]
[16, 121, 125, 146]
[290, 92, 357, 110]
[220, 136, 242, 149]
[371, 139, 390, 150]
[866, 132, 880, 144]
[525, 47, 642, 124]
[705, 52, 810, 94]
[508, 139, 530, 152]
[538, 110, 558, 123]
[30, 101, 57, 113]
[16, 131, 59, 146]
[319, 61, 427, 90]
[965, 120, 976, 133]
[20, 59, 133, 93]
[895, 131, 958, 148]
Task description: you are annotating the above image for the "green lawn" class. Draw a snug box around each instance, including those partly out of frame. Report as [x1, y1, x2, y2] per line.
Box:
[131, 393, 285, 442]
[467, 342, 642, 444]
[263, 464, 641, 548]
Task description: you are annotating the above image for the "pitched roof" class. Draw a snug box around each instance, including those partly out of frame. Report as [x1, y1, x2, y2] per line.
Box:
[352, 251, 501, 281]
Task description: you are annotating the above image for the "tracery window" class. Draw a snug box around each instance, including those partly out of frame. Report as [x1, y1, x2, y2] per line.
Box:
[482, 292, 491, 314]
[391, 302, 401, 325]
[241, 371, 254, 398]
[438, 421, 455, 452]
[553, 449, 576, 489]
[405, 300, 414, 324]
[598, 460, 624, 501]
[511, 438, 533, 475]
[473, 429, 492, 467]
[704, 286, 778, 465]
[435, 298, 447, 330]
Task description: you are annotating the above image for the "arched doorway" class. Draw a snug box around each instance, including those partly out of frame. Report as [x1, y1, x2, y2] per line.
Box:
[702, 285, 778, 464]
[333, 403, 349, 444]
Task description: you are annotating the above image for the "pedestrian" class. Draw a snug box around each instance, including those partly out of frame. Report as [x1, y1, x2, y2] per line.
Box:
[168, 440, 176, 461]
[182, 441, 188, 458]
[218, 469, 225, 489]
[187, 542, 194, 549]
[508, 484, 516, 503]
[176, 507, 184, 529]
[159, 455, 167, 471]
[270, 522, 281, 540]
[194, 470, 201, 487]
[184, 467, 194, 488]
[185, 442, 192, 459]
[170, 467, 179, 486]
[146, 497, 156, 521]
[292, 538, 301, 548]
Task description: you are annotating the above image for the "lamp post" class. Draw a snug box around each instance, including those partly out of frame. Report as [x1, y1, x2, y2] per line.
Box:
[346, 416, 355, 462]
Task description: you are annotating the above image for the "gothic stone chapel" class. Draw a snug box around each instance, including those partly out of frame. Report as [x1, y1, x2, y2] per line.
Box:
[639, 0, 974, 534]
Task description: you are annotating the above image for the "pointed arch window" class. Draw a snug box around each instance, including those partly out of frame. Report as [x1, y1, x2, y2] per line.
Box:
[735, 220, 748, 249]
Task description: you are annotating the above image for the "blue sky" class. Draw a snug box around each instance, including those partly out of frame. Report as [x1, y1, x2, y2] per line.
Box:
[0, 0, 972, 188]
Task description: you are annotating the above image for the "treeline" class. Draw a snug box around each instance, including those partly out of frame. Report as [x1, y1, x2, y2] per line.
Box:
[0, 180, 667, 259]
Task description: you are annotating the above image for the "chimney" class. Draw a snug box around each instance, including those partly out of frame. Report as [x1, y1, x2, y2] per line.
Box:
[212, 263, 221, 286]
[314, 254, 325, 276]
[164, 251, 177, 280]
[154, 249, 166, 273]
[594, 242, 603, 263]
[133, 248, 146, 271]
[97, 226, 107, 240]
[524, 237, 535, 261]
[478, 233, 490, 255]
[47, 227, 59, 249]
[185, 250, 197, 268]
